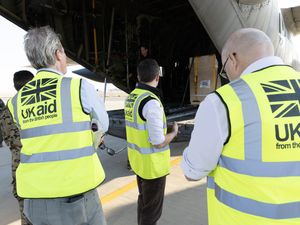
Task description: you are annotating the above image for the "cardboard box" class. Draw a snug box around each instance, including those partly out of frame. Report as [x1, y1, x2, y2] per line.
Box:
[190, 55, 220, 104]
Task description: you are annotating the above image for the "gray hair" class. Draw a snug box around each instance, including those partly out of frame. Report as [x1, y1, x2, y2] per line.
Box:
[24, 26, 63, 69]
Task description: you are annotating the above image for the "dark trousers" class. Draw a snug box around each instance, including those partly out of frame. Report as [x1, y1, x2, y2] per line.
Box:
[137, 175, 166, 225]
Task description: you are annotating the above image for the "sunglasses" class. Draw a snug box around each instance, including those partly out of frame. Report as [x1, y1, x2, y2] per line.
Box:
[218, 52, 237, 80]
[218, 56, 229, 80]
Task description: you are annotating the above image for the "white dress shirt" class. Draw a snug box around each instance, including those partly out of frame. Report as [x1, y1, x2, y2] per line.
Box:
[81, 79, 109, 132]
[38, 68, 109, 132]
[181, 56, 284, 180]
[142, 99, 165, 145]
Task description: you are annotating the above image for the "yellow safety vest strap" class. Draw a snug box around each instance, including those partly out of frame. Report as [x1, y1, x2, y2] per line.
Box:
[20, 146, 95, 163]
[207, 177, 300, 219]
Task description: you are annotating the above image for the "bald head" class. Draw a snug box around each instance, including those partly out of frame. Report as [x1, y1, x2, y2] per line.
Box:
[221, 28, 274, 81]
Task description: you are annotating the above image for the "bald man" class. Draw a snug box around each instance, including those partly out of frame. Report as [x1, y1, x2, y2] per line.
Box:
[181, 28, 300, 225]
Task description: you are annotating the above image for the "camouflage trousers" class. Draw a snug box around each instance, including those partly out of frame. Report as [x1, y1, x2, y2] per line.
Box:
[11, 151, 32, 225]
[0, 126, 3, 146]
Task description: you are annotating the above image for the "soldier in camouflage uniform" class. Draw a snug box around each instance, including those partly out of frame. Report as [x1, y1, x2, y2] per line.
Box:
[0, 98, 3, 148]
[0, 117, 3, 147]
[0, 99, 4, 147]
[0, 70, 34, 225]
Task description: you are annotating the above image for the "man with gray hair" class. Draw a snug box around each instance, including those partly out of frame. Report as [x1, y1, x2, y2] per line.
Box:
[181, 28, 300, 224]
[7, 26, 108, 225]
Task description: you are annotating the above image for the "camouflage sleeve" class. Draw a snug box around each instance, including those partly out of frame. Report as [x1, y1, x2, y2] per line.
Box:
[0, 107, 22, 149]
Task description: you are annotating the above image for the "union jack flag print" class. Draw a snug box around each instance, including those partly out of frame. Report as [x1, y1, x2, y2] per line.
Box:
[21, 78, 58, 106]
[261, 79, 300, 118]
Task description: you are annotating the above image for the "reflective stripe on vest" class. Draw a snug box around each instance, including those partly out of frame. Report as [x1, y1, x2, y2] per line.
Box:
[230, 79, 262, 160]
[208, 177, 300, 219]
[125, 120, 167, 130]
[219, 155, 300, 177]
[21, 146, 95, 163]
[11, 94, 19, 126]
[125, 121, 147, 130]
[127, 142, 169, 154]
[207, 176, 215, 189]
[20, 121, 91, 139]
[60, 78, 72, 123]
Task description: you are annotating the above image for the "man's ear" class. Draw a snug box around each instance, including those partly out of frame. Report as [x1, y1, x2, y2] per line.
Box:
[55, 49, 64, 62]
[230, 52, 238, 72]
[156, 74, 160, 82]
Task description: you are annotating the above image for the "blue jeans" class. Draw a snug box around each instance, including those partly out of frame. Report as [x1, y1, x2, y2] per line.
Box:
[24, 189, 106, 225]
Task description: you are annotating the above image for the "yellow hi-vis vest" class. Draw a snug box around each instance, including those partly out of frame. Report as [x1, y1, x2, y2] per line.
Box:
[208, 65, 300, 225]
[125, 88, 170, 179]
[7, 70, 105, 198]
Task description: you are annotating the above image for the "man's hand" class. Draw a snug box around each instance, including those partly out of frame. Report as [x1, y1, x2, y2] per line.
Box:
[153, 121, 179, 149]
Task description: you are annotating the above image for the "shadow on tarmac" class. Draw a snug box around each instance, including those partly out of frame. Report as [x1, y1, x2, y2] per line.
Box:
[105, 184, 208, 225]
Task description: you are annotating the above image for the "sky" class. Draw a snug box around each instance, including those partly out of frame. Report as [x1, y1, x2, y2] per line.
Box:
[279, 0, 300, 8]
[1, 0, 300, 100]
[0, 16, 31, 99]
[0, 16, 117, 102]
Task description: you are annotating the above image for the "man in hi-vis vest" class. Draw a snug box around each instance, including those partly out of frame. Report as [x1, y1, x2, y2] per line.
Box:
[125, 59, 178, 225]
[181, 28, 300, 224]
[8, 26, 108, 225]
